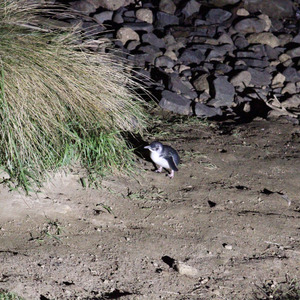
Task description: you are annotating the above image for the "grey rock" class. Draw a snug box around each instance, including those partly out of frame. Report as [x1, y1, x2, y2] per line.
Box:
[142, 33, 166, 49]
[248, 67, 272, 86]
[209, 0, 240, 6]
[178, 49, 205, 65]
[159, 0, 177, 15]
[271, 72, 286, 87]
[215, 63, 233, 74]
[122, 22, 153, 33]
[168, 73, 198, 99]
[264, 45, 281, 60]
[206, 44, 234, 61]
[286, 47, 300, 58]
[236, 51, 264, 59]
[233, 34, 249, 49]
[206, 8, 232, 24]
[98, 0, 125, 11]
[116, 27, 139, 45]
[247, 32, 280, 48]
[292, 33, 300, 44]
[94, 11, 114, 24]
[159, 90, 192, 115]
[155, 12, 179, 28]
[230, 71, 252, 88]
[244, 0, 295, 19]
[181, 0, 201, 18]
[136, 8, 153, 24]
[239, 58, 269, 68]
[70, 1, 97, 14]
[282, 67, 300, 83]
[194, 103, 222, 117]
[126, 40, 140, 51]
[281, 94, 300, 109]
[282, 82, 297, 94]
[233, 17, 266, 34]
[154, 55, 175, 68]
[209, 76, 235, 107]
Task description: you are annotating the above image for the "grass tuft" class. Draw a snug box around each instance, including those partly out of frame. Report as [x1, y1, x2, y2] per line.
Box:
[0, 1, 149, 192]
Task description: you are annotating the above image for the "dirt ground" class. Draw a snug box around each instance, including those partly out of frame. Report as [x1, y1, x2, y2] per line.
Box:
[0, 116, 299, 300]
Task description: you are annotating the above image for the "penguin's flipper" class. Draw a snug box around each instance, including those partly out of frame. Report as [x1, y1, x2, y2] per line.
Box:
[166, 156, 178, 171]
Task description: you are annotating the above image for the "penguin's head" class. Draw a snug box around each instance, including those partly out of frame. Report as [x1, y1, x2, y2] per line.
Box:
[144, 141, 163, 154]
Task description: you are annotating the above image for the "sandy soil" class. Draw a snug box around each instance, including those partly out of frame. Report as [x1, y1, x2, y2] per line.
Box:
[0, 116, 299, 300]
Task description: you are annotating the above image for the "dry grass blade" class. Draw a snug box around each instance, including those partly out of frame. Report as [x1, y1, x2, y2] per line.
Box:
[0, 0, 150, 191]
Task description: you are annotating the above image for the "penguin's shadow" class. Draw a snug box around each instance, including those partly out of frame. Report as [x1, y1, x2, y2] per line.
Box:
[126, 133, 163, 173]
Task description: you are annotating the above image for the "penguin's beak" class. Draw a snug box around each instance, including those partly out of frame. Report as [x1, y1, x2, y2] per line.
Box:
[144, 145, 150, 149]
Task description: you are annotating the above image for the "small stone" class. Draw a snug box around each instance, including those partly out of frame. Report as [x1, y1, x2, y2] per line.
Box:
[136, 8, 153, 24]
[258, 14, 271, 31]
[155, 55, 175, 68]
[116, 27, 139, 45]
[236, 8, 250, 16]
[206, 8, 232, 24]
[281, 94, 300, 109]
[233, 17, 266, 34]
[248, 68, 272, 86]
[173, 261, 199, 278]
[282, 67, 300, 83]
[230, 71, 252, 88]
[271, 73, 286, 88]
[159, 0, 176, 14]
[98, 0, 125, 11]
[182, 0, 201, 18]
[142, 33, 166, 49]
[286, 47, 300, 58]
[279, 54, 292, 67]
[155, 12, 179, 28]
[247, 32, 280, 48]
[193, 74, 210, 93]
[282, 82, 297, 94]
[94, 11, 114, 24]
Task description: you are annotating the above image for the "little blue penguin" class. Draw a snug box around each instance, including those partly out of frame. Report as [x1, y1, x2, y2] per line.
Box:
[144, 141, 180, 178]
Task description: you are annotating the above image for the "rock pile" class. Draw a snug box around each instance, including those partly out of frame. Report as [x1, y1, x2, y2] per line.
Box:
[57, 0, 300, 122]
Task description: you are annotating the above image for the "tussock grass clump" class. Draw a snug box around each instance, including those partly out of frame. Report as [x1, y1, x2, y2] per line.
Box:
[0, 1, 149, 191]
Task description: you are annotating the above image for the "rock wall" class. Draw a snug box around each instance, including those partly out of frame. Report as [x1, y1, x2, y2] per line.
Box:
[55, 0, 300, 123]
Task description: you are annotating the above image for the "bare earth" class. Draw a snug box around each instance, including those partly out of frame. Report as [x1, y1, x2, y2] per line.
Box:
[0, 117, 299, 299]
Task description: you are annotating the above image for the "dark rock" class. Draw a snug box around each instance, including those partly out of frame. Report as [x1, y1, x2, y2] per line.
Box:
[208, 76, 235, 107]
[154, 55, 175, 68]
[181, 0, 201, 18]
[71, 1, 97, 14]
[94, 11, 114, 24]
[232, 34, 249, 49]
[155, 12, 180, 28]
[282, 67, 300, 83]
[236, 51, 264, 59]
[168, 73, 198, 99]
[206, 8, 232, 24]
[215, 63, 233, 74]
[244, 0, 295, 19]
[194, 103, 222, 117]
[142, 33, 166, 49]
[264, 45, 281, 60]
[286, 47, 300, 58]
[248, 67, 272, 86]
[209, 0, 240, 6]
[159, 90, 192, 115]
[178, 49, 205, 65]
[292, 33, 300, 44]
[206, 44, 234, 61]
[121, 22, 153, 33]
[193, 74, 210, 92]
[159, 0, 177, 15]
[126, 40, 140, 51]
[239, 58, 269, 68]
[233, 17, 266, 34]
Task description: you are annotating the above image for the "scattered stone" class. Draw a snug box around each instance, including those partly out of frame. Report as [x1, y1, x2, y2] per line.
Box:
[282, 67, 300, 83]
[155, 12, 179, 28]
[172, 260, 200, 278]
[281, 95, 300, 109]
[282, 82, 297, 94]
[236, 8, 250, 16]
[142, 33, 166, 49]
[193, 74, 210, 93]
[181, 0, 201, 18]
[286, 47, 300, 58]
[98, 0, 125, 11]
[248, 68, 272, 86]
[168, 73, 197, 99]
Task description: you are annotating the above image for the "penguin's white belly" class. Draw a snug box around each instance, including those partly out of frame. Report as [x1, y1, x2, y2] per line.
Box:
[150, 152, 170, 169]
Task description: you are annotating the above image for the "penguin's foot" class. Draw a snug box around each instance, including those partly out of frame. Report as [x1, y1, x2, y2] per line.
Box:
[155, 166, 163, 173]
[168, 170, 175, 179]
